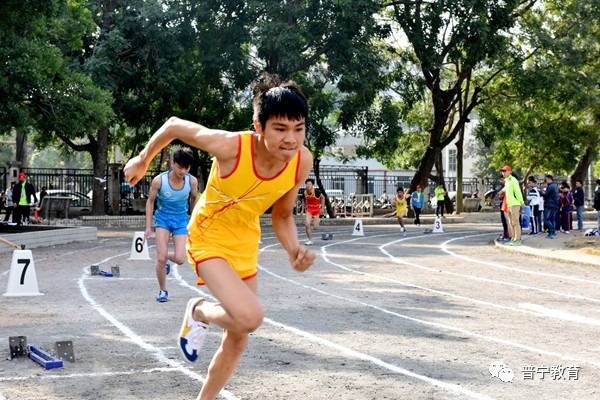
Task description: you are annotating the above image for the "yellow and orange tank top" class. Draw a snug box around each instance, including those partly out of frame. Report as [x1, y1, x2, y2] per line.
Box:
[186, 132, 301, 282]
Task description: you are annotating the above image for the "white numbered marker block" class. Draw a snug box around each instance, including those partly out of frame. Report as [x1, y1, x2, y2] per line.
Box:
[433, 218, 444, 233]
[128, 231, 151, 260]
[352, 219, 365, 236]
[4, 250, 43, 296]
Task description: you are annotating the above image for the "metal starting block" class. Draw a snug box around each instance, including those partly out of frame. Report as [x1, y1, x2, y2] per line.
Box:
[28, 345, 63, 370]
[55, 341, 75, 363]
[90, 265, 119, 277]
[321, 234, 333, 240]
[9, 336, 27, 359]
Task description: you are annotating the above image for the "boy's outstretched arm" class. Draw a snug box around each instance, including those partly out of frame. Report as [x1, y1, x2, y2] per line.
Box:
[124, 117, 237, 186]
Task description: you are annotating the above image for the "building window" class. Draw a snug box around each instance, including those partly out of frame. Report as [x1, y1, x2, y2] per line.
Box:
[449, 149, 457, 172]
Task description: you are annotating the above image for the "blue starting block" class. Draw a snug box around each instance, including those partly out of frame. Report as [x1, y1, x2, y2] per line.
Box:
[28, 345, 64, 370]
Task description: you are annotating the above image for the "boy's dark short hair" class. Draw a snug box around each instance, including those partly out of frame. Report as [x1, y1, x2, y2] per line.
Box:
[397, 187, 404, 192]
[252, 75, 308, 130]
[545, 174, 553, 180]
[172, 147, 193, 168]
[597, 179, 600, 186]
[528, 176, 536, 183]
[576, 179, 583, 185]
[305, 178, 315, 185]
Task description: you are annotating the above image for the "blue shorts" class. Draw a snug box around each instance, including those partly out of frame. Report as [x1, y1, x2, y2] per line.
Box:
[154, 211, 190, 236]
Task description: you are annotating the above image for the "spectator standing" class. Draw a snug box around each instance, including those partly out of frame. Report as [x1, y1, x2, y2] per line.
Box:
[3, 182, 15, 223]
[573, 179, 585, 231]
[559, 183, 573, 233]
[434, 182, 446, 218]
[12, 172, 37, 225]
[499, 186, 512, 243]
[39, 186, 48, 204]
[526, 176, 542, 235]
[593, 179, 600, 230]
[500, 166, 524, 246]
[542, 175, 560, 239]
[410, 185, 425, 226]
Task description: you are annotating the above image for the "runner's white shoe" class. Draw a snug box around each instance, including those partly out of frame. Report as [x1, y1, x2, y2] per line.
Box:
[179, 298, 209, 363]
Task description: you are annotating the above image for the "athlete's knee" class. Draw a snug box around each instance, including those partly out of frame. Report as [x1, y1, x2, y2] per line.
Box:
[172, 254, 187, 265]
[235, 305, 264, 333]
[157, 253, 168, 265]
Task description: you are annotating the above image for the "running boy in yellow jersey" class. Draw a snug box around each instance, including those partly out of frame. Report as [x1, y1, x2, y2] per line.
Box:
[391, 187, 408, 233]
[124, 77, 315, 400]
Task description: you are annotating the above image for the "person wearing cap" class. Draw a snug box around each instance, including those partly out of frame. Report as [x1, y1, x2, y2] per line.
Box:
[500, 165, 524, 245]
[410, 184, 424, 226]
[526, 176, 542, 235]
[12, 172, 38, 225]
[542, 174, 560, 238]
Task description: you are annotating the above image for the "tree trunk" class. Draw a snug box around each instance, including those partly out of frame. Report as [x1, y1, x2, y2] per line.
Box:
[91, 127, 109, 215]
[570, 143, 596, 188]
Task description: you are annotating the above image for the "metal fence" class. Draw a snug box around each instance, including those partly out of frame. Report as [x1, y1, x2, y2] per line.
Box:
[3, 166, 596, 215]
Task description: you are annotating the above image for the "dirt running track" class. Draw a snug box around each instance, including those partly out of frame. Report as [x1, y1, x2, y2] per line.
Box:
[0, 223, 599, 400]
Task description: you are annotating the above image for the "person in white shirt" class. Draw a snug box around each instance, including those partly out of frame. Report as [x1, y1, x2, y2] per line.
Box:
[526, 176, 542, 234]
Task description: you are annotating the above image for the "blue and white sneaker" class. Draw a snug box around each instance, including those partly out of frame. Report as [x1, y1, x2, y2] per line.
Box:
[166, 261, 171, 276]
[156, 290, 169, 302]
[179, 298, 209, 363]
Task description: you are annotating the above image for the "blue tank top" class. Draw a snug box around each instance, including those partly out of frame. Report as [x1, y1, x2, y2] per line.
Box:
[157, 171, 191, 214]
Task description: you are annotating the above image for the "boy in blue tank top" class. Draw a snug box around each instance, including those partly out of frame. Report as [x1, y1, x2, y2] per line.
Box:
[145, 147, 199, 302]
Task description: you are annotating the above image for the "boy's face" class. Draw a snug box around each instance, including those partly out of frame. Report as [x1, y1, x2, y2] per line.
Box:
[171, 161, 191, 179]
[256, 116, 306, 162]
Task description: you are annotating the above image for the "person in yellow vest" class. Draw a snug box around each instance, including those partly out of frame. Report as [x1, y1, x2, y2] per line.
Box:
[391, 187, 408, 233]
[12, 172, 37, 225]
[500, 165, 525, 245]
[434, 182, 447, 218]
[124, 77, 315, 400]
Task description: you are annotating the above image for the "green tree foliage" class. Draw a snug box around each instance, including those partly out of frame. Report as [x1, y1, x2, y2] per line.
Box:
[474, 0, 600, 183]
[361, 0, 527, 190]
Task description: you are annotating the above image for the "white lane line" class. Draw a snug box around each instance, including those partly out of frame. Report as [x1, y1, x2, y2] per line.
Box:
[519, 303, 600, 327]
[310, 234, 600, 327]
[172, 255, 496, 400]
[441, 234, 600, 285]
[379, 236, 600, 304]
[258, 244, 600, 369]
[76, 251, 242, 400]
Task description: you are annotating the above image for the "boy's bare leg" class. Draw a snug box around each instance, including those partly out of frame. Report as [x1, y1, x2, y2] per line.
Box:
[192, 267, 260, 399]
[197, 329, 248, 400]
[304, 213, 313, 241]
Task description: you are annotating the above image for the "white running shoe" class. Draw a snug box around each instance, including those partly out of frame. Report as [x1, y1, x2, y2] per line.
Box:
[305, 240, 314, 245]
[179, 298, 209, 363]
